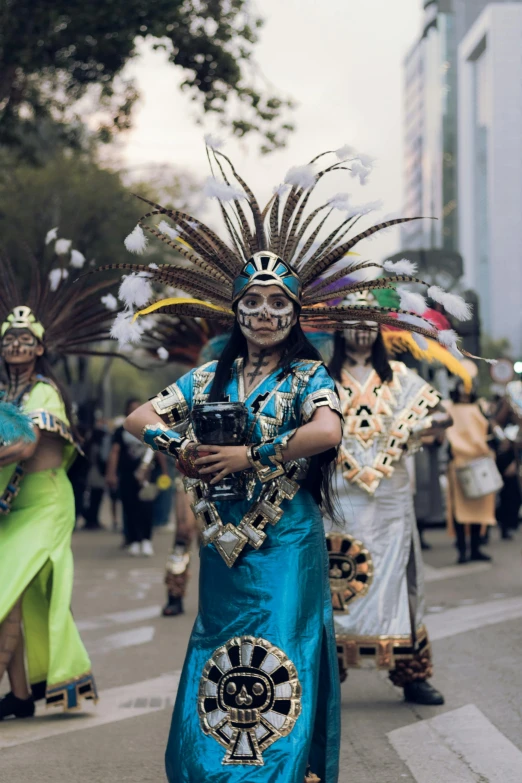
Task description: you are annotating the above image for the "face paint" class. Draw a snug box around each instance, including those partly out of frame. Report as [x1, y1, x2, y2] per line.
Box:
[237, 286, 296, 349]
[1, 328, 41, 366]
[343, 321, 379, 350]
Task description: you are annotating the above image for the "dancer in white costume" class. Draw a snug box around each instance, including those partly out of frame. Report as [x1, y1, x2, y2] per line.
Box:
[325, 291, 452, 705]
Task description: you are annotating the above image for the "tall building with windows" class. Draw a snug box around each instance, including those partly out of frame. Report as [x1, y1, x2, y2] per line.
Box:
[458, 4, 522, 353]
[402, 0, 522, 350]
[401, 1, 515, 253]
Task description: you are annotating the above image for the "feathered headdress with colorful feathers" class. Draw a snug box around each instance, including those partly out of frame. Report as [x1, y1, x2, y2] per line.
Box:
[92, 142, 477, 358]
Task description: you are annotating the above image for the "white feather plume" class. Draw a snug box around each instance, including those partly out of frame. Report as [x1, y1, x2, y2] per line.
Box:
[148, 262, 159, 270]
[55, 238, 72, 255]
[204, 133, 224, 150]
[101, 293, 118, 311]
[352, 200, 383, 215]
[398, 314, 430, 331]
[328, 193, 351, 210]
[69, 249, 86, 268]
[119, 273, 153, 308]
[350, 160, 371, 186]
[49, 268, 68, 291]
[284, 164, 316, 189]
[204, 177, 246, 202]
[110, 311, 144, 347]
[412, 332, 429, 350]
[157, 346, 169, 361]
[335, 144, 357, 160]
[45, 227, 58, 245]
[158, 220, 179, 240]
[356, 153, 375, 169]
[124, 225, 148, 255]
[427, 286, 472, 321]
[398, 288, 427, 315]
[438, 329, 460, 351]
[383, 259, 418, 276]
[273, 183, 290, 197]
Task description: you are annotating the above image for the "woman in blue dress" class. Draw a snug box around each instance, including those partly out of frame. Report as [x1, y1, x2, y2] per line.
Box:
[101, 142, 466, 781]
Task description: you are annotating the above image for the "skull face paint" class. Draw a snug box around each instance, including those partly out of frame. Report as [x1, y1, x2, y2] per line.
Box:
[237, 284, 297, 349]
[343, 321, 379, 351]
[1, 328, 43, 366]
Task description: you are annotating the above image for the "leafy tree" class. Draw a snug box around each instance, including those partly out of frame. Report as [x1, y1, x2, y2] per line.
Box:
[0, 0, 294, 158]
[0, 150, 197, 272]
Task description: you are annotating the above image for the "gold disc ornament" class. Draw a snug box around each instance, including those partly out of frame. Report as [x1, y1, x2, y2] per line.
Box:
[326, 533, 374, 612]
[198, 636, 301, 766]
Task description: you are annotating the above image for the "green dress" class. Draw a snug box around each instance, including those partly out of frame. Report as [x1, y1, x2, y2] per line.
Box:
[0, 377, 97, 709]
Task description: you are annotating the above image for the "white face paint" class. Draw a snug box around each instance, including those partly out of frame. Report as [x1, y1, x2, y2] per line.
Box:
[343, 321, 379, 350]
[237, 285, 297, 349]
[1, 328, 43, 366]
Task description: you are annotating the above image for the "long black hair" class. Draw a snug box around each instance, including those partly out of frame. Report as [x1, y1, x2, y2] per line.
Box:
[3, 350, 80, 442]
[328, 330, 393, 384]
[208, 318, 340, 520]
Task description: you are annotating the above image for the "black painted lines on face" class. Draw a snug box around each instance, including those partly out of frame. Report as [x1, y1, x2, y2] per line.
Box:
[237, 286, 295, 349]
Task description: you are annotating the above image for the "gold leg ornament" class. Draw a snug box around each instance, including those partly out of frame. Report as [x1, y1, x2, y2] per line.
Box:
[388, 643, 433, 687]
[165, 546, 191, 599]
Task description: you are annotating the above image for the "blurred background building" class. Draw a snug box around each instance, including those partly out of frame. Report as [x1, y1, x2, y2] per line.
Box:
[458, 3, 522, 354]
[402, 0, 522, 356]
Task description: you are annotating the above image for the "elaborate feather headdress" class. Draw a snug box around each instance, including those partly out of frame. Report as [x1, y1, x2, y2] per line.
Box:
[92, 143, 475, 357]
[0, 248, 120, 359]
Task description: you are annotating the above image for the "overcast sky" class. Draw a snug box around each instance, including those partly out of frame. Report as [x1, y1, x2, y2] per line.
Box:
[121, 0, 422, 261]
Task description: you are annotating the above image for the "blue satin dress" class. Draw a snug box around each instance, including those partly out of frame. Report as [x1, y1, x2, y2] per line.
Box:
[151, 358, 341, 782]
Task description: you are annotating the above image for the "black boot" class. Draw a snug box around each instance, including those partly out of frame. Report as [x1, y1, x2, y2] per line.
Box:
[31, 681, 47, 701]
[470, 549, 492, 562]
[0, 692, 35, 720]
[470, 527, 492, 561]
[403, 680, 444, 705]
[162, 596, 184, 617]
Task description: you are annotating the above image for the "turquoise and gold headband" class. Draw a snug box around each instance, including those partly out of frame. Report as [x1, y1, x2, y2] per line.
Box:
[1, 306, 45, 341]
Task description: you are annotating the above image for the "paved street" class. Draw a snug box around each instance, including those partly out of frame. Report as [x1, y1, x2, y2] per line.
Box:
[1, 522, 522, 783]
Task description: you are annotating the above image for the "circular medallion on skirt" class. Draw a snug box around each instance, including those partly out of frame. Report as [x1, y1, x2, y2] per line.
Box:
[326, 533, 374, 612]
[198, 636, 302, 766]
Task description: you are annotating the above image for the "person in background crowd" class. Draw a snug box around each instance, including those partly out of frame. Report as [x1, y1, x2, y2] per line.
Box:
[326, 293, 452, 706]
[162, 479, 197, 617]
[491, 390, 522, 540]
[445, 383, 497, 563]
[82, 415, 109, 531]
[106, 399, 160, 556]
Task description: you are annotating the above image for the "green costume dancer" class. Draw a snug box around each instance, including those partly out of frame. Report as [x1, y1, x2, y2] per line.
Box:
[0, 252, 119, 719]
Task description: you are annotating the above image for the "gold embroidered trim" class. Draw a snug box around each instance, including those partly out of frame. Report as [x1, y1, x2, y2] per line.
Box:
[150, 382, 189, 428]
[339, 377, 441, 495]
[0, 464, 25, 515]
[45, 670, 98, 712]
[28, 409, 82, 452]
[336, 625, 430, 670]
[301, 388, 342, 423]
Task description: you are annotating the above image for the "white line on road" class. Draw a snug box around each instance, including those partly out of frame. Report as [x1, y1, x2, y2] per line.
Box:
[426, 596, 522, 642]
[88, 626, 156, 655]
[0, 673, 180, 750]
[77, 605, 160, 632]
[423, 562, 491, 583]
[388, 704, 522, 783]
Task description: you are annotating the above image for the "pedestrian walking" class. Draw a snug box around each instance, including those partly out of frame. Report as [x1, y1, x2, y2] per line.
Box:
[445, 383, 499, 563]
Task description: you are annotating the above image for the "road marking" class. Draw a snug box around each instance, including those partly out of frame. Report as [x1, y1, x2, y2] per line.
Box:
[0, 673, 180, 749]
[426, 596, 522, 641]
[88, 626, 155, 655]
[423, 562, 491, 583]
[77, 605, 160, 632]
[388, 704, 522, 783]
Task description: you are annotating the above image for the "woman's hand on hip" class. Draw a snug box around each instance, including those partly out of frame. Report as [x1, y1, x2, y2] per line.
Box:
[195, 445, 250, 484]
